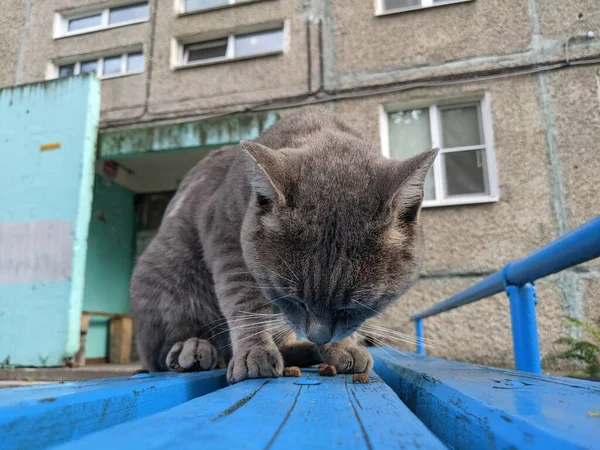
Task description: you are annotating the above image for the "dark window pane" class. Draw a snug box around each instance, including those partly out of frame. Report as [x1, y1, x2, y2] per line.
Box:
[109, 3, 148, 25]
[58, 64, 75, 78]
[384, 0, 421, 10]
[444, 150, 487, 196]
[235, 29, 283, 58]
[127, 52, 144, 72]
[184, 0, 228, 12]
[103, 56, 123, 75]
[80, 60, 98, 74]
[186, 39, 228, 62]
[440, 105, 482, 148]
[68, 14, 102, 32]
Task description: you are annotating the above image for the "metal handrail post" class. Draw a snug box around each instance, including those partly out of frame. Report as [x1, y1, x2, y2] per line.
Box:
[415, 319, 425, 355]
[506, 282, 541, 373]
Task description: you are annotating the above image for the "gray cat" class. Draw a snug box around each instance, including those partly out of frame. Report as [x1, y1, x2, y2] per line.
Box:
[130, 109, 437, 383]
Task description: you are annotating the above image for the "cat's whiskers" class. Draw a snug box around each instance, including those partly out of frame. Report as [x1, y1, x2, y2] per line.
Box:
[359, 327, 429, 351]
[356, 331, 413, 360]
[220, 321, 288, 351]
[361, 323, 438, 347]
[361, 323, 431, 343]
[265, 267, 297, 286]
[202, 313, 276, 336]
[352, 300, 383, 317]
[239, 311, 284, 318]
[264, 292, 297, 306]
[211, 319, 284, 341]
[348, 335, 366, 355]
[273, 253, 300, 282]
[241, 285, 294, 291]
[361, 334, 414, 359]
[355, 331, 400, 362]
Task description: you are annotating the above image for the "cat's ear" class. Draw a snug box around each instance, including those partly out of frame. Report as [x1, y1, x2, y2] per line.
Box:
[240, 140, 288, 207]
[386, 148, 439, 223]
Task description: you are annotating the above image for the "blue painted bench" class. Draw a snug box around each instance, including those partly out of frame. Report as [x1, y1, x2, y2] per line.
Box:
[2, 350, 599, 450]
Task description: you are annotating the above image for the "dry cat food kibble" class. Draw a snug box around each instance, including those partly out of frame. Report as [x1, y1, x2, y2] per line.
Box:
[283, 366, 302, 377]
[352, 373, 369, 384]
[216, 360, 227, 369]
[318, 363, 337, 377]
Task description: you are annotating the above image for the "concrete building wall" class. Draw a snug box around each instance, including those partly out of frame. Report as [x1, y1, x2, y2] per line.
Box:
[0, 0, 599, 369]
[0, 0, 28, 86]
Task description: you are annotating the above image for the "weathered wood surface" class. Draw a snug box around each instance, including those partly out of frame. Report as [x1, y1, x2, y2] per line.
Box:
[109, 315, 133, 363]
[372, 349, 600, 450]
[4, 352, 600, 450]
[51, 369, 445, 450]
[0, 370, 227, 450]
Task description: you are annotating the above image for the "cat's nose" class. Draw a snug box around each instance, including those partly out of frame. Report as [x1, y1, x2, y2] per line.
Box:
[307, 322, 332, 344]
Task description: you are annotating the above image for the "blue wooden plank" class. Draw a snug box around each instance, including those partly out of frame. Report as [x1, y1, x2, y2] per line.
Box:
[371, 349, 600, 450]
[51, 369, 445, 450]
[0, 370, 226, 450]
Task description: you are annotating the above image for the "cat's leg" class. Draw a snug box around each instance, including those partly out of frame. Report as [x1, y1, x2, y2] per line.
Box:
[131, 241, 229, 372]
[212, 266, 284, 384]
[319, 338, 373, 373]
[276, 332, 323, 367]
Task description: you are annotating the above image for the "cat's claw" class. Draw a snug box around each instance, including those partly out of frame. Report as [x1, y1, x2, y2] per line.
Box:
[319, 341, 373, 374]
[166, 338, 218, 372]
[227, 343, 284, 384]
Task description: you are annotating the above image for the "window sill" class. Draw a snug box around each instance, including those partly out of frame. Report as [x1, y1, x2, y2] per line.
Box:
[100, 70, 144, 80]
[55, 18, 148, 40]
[176, 0, 272, 17]
[422, 194, 499, 208]
[53, 70, 143, 82]
[174, 50, 282, 70]
[375, 0, 473, 17]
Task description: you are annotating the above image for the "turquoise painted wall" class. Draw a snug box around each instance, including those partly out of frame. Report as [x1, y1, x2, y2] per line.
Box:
[0, 76, 100, 367]
[83, 175, 135, 359]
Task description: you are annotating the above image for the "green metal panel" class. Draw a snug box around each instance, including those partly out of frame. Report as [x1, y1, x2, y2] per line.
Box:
[98, 112, 279, 159]
[0, 76, 100, 366]
[83, 175, 135, 359]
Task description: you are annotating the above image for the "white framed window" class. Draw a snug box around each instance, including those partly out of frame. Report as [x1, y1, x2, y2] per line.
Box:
[55, 51, 145, 79]
[176, 27, 284, 68]
[54, 2, 149, 38]
[176, 0, 265, 15]
[380, 95, 499, 207]
[376, 0, 473, 16]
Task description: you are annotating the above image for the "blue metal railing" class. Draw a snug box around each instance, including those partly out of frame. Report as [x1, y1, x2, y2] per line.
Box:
[411, 216, 600, 373]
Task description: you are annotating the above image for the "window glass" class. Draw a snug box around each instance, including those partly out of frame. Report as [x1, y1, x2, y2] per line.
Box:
[127, 52, 144, 72]
[235, 29, 284, 58]
[388, 109, 436, 201]
[68, 14, 102, 32]
[383, 0, 421, 10]
[186, 39, 228, 62]
[184, 0, 229, 11]
[443, 150, 487, 196]
[103, 56, 123, 76]
[80, 60, 98, 74]
[440, 105, 481, 148]
[58, 64, 75, 78]
[109, 2, 149, 25]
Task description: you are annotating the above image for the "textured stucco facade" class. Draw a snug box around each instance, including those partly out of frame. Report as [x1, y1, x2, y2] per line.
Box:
[1, 0, 599, 370]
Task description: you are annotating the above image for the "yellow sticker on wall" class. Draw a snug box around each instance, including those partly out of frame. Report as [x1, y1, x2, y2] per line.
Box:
[40, 142, 61, 151]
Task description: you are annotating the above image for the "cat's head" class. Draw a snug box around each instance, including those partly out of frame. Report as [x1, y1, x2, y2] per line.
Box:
[240, 133, 437, 345]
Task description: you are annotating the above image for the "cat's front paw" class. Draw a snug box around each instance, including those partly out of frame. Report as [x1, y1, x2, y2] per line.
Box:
[319, 340, 373, 374]
[227, 343, 284, 384]
[166, 338, 217, 372]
